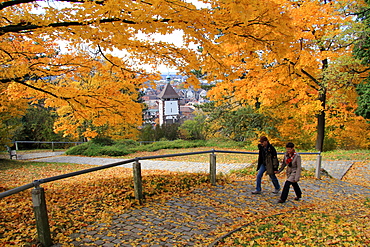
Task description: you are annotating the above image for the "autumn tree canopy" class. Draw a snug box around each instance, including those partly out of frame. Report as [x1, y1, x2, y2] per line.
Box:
[0, 0, 210, 144]
[0, 0, 293, 144]
[1, 0, 369, 149]
[202, 0, 370, 150]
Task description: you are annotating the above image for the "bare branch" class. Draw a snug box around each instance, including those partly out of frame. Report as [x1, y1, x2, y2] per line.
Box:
[0, 0, 34, 11]
[96, 44, 137, 74]
[0, 18, 134, 35]
[0, 0, 106, 11]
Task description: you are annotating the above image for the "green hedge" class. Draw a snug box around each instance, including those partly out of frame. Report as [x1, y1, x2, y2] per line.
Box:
[65, 139, 246, 157]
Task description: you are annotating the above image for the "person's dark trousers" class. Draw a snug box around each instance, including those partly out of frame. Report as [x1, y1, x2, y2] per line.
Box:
[280, 180, 302, 202]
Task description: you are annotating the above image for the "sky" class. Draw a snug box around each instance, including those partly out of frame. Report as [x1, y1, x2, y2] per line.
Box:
[135, 30, 187, 74]
[35, 0, 210, 74]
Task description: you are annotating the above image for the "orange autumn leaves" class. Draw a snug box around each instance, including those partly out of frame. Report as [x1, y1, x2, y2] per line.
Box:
[1, 0, 369, 145]
[1, 157, 369, 246]
[0, 160, 212, 245]
[205, 0, 370, 148]
[0, 0, 199, 140]
[216, 162, 370, 246]
[218, 204, 370, 246]
[342, 161, 370, 188]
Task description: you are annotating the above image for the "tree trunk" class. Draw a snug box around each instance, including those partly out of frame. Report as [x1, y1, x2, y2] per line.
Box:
[315, 107, 325, 152]
[316, 58, 328, 152]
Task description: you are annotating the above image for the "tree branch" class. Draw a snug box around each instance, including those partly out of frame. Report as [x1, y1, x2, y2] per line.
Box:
[0, 16, 175, 36]
[351, 67, 370, 74]
[96, 44, 138, 74]
[280, 58, 319, 90]
[300, 68, 321, 86]
[0, 0, 106, 11]
[2, 76, 72, 100]
[0, 0, 34, 11]
[0, 18, 136, 35]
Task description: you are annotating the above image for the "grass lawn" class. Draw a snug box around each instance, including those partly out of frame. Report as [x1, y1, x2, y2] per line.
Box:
[3, 140, 370, 163]
[56, 139, 370, 162]
[120, 147, 370, 164]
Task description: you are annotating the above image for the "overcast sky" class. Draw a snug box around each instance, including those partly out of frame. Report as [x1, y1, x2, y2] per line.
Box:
[35, 0, 210, 74]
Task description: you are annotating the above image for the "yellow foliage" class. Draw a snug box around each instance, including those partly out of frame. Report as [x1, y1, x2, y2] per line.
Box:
[204, 0, 368, 149]
[0, 0, 206, 140]
[0, 83, 28, 147]
[0, 161, 212, 245]
[0, 0, 368, 146]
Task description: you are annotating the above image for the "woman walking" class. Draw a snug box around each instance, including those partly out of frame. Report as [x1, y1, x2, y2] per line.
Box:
[277, 142, 302, 203]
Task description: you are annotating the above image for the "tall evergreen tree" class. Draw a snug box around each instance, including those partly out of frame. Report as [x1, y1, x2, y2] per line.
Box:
[354, 0, 370, 120]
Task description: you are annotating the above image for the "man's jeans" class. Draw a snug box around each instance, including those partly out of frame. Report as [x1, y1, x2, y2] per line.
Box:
[256, 164, 280, 192]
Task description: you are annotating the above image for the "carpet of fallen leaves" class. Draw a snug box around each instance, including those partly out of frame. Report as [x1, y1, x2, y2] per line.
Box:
[342, 161, 370, 188]
[217, 202, 370, 246]
[0, 159, 223, 246]
[1, 157, 369, 247]
[217, 161, 370, 247]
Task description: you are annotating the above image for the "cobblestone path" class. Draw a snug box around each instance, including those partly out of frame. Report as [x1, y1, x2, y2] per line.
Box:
[57, 178, 369, 247]
[31, 153, 354, 179]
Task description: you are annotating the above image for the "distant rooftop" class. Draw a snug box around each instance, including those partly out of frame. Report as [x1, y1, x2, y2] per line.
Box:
[157, 83, 180, 99]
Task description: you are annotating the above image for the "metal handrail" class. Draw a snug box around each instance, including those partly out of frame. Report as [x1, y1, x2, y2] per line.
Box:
[213, 150, 260, 155]
[37, 158, 137, 185]
[137, 150, 213, 160]
[214, 150, 321, 155]
[14, 141, 84, 144]
[0, 183, 36, 198]
[12, 141, 85, 151]
[0, 158, 135, 199]
[0, 149, 321, 199]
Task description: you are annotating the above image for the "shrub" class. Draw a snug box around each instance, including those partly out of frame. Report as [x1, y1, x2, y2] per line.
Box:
[99, 146, 131, 156]
[91, 137, 115, 146]
[65, 143, 90, 155]
[65, 139, 248, 157]
[115, 139, 139, 148]
[178, 118, 206, 140]
[204, 139, 246, 148]
[139, 124, 180, 141]
[82, 144, 103, 156]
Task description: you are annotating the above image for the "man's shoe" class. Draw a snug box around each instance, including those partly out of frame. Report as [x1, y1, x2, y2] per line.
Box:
[277, 199, 285, 203]
[251, 190, 261, 194]
[294, 197, 301, 201]
[272, 189, 280, 194]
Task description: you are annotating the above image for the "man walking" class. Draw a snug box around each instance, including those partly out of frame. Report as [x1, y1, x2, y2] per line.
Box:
[252, 136, 280, 194]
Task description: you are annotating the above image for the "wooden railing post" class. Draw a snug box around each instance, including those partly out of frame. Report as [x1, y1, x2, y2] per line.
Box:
[133, 160, 143, 205]
[31, 186, 52, 247]
[315, 153, 322, 179]
[210, 152, 217, 186]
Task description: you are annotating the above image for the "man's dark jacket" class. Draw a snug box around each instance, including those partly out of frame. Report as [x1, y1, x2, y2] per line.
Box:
[257, 142, 278, 173]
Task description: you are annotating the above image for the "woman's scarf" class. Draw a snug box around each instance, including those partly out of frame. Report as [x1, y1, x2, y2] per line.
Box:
[286, 149, 296, 167]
